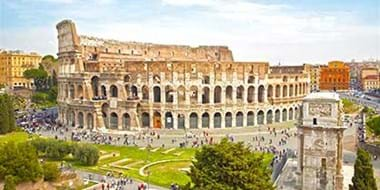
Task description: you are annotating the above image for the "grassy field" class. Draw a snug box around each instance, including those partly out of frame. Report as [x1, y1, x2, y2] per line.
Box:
[0, 131, 31, 144]
[342, 98, 361, 114]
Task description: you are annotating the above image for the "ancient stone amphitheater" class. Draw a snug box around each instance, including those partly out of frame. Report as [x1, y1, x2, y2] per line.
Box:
[56, 20, 310, 130]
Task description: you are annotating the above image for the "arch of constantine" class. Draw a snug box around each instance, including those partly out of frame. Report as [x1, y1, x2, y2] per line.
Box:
[56, 20, 310, 130]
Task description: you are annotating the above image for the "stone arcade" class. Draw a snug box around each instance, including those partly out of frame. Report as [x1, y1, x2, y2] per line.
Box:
[56, 19, 310, 130]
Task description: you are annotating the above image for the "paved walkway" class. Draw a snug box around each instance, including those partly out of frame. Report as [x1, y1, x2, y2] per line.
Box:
[77, 170, 166, 190]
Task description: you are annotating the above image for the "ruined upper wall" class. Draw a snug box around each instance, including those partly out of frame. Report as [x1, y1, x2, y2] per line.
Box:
[57, 19, 234, 62]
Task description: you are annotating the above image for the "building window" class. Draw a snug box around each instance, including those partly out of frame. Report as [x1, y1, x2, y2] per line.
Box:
[313, 118, 317, 125]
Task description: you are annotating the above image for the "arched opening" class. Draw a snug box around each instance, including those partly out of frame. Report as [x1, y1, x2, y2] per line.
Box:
[87, 113, 94, 129]
[214, 113, 221, 128]
[110, 85, 118, 98]
[68, 111, 74, 126]
[298, 84, 302, 95]
[283, 85, 288, 97]
[124, 75, 130, 82]
[257, 110, 264, 125]
[202, 87, 210, 104]
[78, 112, 84, 128]
[123, 113, 131, 130]
[226, 86, 233, 103]
[225, 112, 232, 128]
[153, 75, 161, 84]
[295, 107, 299, 119]
[289, 84, 293, 97]
[101, 85, 107, 97]
[236, 86, 244, 102]
[153, 112, 161, 128]
[275, 85, 281, 98]
[131, 85, 138, 98]
[267, 110, 273, 124]
[190, 113, 198, 129]
[289, 108, 294, 120]
[177, 114, 185, 129]
[202, 112, 210, 128]
[142, 85, 149, 100]
[77, 85, 83, 99]
[153, 86, 161, 102]
[282, 109, 288, 122]
[110, 112, 118, 129]
[165, 112, 173, 129]
[275, 109, 281, 122]
[247, 86, 254, 103]
[190, 86, 198, 104]
[236, 112, 244, 127]
[202, 76, 210, 84]
[91, 76, 99, 97]
[295, 85, 298, 96]
[247, 111, 254, 126]
[142, 112, 150, 128]
[258, 85, 265, 103]
[165, 86, 174, 103]
[267, 85, 273, 99]
[177, 86, 186, 104]
[247, 76, 255, 83]
[69, 84, 75, 99]
[214, 86, 221, 103]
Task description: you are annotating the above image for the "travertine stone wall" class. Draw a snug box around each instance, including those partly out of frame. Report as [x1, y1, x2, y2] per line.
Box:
[56, 19, 310, 130]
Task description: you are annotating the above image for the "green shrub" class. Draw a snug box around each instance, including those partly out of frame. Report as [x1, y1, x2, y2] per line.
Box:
[0, 142, 43, 183]
[4, 175, 16, 190]
[42, 162, 60, 181]
[74, 144, 99, 166]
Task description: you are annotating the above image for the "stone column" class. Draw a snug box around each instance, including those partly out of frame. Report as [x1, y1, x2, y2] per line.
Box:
[335, 130, 344, 190]
[232, 113, 236, 127]
[198, 113, 202, 129]
[161, 85, 165, 104]
[263, 86, 268, 103]
[221, 113, 225, 128]
[173, 112, 178, 129]
[210, 86, 214, 105]
[232, 87, 237, 104]
[221, 87, 226, 104]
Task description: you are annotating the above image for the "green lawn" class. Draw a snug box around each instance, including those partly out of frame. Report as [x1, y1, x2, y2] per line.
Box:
[0, 132, 31, 144]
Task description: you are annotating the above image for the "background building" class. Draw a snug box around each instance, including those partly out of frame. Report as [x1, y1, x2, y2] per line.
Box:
[56, 20, 310, 130]
[361, 68, 380, 91]
[0, 50, 41, 89]
[346, 59, 380, 90]
[319, 61, 350, 91]
[306, 64, 321, 92]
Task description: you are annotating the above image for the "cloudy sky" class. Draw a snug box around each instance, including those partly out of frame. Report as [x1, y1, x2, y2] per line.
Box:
[0, 0, 379, 65]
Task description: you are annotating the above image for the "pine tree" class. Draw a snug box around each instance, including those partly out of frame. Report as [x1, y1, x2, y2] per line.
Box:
[185, 138, 274, 190]
[0, 95, 10, 134]
[349, 148, 377, 190]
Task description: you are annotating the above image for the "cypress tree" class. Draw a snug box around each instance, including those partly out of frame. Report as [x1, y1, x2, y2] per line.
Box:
[349, 148, 377, 190]
[0, 95, 10, 134]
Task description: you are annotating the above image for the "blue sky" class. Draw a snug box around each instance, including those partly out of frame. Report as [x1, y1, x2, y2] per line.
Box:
[0, 0, 379, 65]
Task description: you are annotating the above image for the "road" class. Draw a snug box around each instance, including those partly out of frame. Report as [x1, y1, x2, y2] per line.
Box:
[339, 92, 380, 114]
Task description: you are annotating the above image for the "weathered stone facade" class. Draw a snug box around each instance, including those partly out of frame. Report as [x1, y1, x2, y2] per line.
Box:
[297, 92, 346, 190]
[56, 20, 310, 130]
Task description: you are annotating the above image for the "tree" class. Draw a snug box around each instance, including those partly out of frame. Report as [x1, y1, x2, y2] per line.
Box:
[4, 175, 16, 190]
[0, 142, 43, 183]
[349, 148, 377, 190]
[42, 162, 60, 181]
[0, 94, 16, 134]
[23, 67, 48, 91]
[185, 138, 274, 190]
[74, 144, 100, 166]
[367, 116, 380, 137]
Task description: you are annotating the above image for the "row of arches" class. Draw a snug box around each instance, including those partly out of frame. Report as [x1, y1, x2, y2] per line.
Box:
[62, 77, 308, 103]
[63, 106, 300, 130]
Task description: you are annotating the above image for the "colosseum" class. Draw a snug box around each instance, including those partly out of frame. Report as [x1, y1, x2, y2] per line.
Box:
[56, 20, 310, 130]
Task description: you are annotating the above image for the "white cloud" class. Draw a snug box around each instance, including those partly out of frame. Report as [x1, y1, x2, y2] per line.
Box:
[1, 0, 379, 64]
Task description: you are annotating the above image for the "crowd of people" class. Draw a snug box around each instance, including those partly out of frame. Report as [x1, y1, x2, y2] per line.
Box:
[16, 107, 300, 189]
